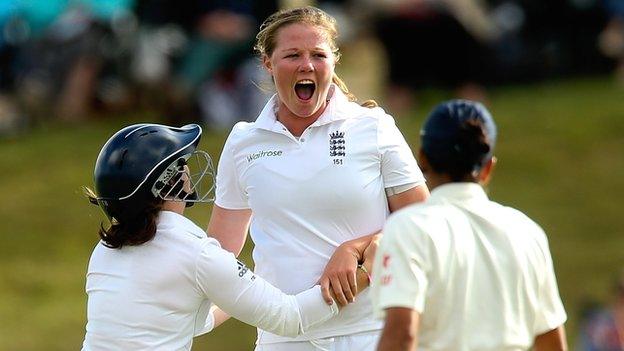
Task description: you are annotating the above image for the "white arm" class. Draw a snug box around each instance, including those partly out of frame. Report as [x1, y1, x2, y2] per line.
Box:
[196, 239, 338, 337]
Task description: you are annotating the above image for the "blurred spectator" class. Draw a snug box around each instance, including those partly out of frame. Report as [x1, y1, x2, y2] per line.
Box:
[577, 271, 624, 351]
[598, 0, 624, 82]
[6, 0, 136, 122]
[366, 0, 614, 115]
[515, 0, 611, 80]
[140, 0, 278, 130]
[0, 0, 619, 134]
[372, 0, 499, 115]
[0, 2, 24, 135]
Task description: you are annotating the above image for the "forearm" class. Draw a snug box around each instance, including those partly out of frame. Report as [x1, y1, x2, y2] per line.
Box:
[218, 283, 334, 337]
[199, 242, 337, 337]
[206, 206, 251, 256]
[377, 308, 419, 351]
[377, 328, 416, 351]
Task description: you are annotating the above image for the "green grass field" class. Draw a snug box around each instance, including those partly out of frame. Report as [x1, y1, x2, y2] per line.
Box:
[1, 76, 623, 350]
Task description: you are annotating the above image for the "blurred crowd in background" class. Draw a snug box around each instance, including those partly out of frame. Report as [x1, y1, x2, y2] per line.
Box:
[0, 0, 622, 135]
[0, 1, 623, 348]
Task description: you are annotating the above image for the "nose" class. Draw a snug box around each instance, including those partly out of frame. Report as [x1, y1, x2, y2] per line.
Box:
[298, 56, 314, 72]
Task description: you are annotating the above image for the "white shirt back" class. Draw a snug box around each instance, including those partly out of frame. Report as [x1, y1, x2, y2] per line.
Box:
[371, 183, 567, 351]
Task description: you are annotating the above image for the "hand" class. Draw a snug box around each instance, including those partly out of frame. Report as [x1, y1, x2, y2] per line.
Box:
[319, 243, 359, 306]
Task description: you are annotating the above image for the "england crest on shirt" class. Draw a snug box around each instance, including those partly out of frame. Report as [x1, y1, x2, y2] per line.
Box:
[329, 131, 346, 157]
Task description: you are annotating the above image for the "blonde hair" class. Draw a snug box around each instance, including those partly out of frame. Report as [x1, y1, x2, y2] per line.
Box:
[255, 6, 377, 108]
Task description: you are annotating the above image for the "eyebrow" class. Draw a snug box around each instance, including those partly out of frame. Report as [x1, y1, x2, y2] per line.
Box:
[279, 47, 329, 53]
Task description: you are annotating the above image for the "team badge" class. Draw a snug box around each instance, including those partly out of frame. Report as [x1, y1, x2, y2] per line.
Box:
[329, 131, 346, 165]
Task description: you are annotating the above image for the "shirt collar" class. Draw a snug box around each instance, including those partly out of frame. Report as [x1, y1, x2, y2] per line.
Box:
[429, 182, 490, 204]
[157, 210, 206, 239]
[252, 84, 355, 132]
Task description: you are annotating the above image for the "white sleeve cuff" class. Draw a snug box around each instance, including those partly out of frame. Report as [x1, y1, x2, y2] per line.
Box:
[294, 285, 339, 332]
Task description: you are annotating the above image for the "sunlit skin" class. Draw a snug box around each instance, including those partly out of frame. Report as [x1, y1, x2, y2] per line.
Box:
[262, 23, 337, 136]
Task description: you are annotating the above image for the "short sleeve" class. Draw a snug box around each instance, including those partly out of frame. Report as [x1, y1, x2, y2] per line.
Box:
[371, 213, 429, 318]
[214, 128, 249, 209]
[377, 114, 425, 189]
[533, 235, 567, 334]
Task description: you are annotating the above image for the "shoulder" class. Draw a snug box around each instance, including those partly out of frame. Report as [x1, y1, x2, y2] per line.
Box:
[157, 213, 210, 247]
[345, 102, 395, 125]
[500, 204, 545, 234]
[492, 202, 550, 246]
[340, 104, 403, 141]
[224, 121, 257, 144]
[221, 121, 273, 157]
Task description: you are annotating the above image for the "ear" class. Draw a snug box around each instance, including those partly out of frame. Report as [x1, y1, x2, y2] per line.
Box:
[262, 55, 272, 74]
[478, 156, 497, 186]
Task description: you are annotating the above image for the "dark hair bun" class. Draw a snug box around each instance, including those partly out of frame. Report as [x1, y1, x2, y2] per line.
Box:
[456, 119, 491, 161]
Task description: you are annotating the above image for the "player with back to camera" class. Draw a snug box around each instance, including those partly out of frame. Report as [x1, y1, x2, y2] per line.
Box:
[207, 6, 430, 351]
[371, 100, 568, 351]
[80, 123, 374, 350]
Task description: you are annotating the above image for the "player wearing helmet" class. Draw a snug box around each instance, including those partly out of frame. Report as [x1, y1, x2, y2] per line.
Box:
[81, 123, 373, 350]
[371, 100, 568, 351]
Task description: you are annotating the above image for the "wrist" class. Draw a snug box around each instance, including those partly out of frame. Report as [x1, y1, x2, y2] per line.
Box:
[357, 263, 372, 285]
[339, 241, 362, 261]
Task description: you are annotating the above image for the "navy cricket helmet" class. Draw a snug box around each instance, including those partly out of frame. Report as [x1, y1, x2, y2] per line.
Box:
[93, 123, 215, 223]
[420, 99, 497, 173]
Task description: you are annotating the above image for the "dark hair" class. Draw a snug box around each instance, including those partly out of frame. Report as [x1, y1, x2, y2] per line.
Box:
[84, 187, 163, 248]
[424, 118, 492, 182]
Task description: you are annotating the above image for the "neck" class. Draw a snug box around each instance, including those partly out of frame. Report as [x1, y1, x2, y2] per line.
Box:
[162, 200, 185, 215]
[424, 173, 452, 191]
[276, 101, 328, 137]
[425, 173, 478, 191]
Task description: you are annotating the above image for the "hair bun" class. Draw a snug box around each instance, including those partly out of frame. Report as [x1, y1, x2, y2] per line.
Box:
[457, 119, 491, 161]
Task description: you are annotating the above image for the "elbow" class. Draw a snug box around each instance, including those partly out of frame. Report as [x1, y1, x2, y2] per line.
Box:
[399, 330, 417, 348]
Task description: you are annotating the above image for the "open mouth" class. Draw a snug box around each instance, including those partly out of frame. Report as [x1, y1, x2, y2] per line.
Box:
[294, 80, 315, 101]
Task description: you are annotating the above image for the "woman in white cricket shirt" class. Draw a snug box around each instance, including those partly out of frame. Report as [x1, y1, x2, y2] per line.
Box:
[81, 123, 373, 350]
[207, 6, 430, 351]
[372, 100, 568, 351]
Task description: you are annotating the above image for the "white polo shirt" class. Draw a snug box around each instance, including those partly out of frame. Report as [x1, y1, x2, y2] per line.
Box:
[82, 211, 337, 351]
[371, 183, 567, 350]
[215, 86, 425, 343]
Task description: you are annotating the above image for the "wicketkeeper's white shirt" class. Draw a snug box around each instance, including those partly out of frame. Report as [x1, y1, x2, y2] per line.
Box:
[215, 86, 425, 343]
[82, 211, 337, 351]
[371, 183, 567, 350]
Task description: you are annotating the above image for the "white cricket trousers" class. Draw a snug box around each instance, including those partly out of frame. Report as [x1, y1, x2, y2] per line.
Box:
[254, 330, 380, 351]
